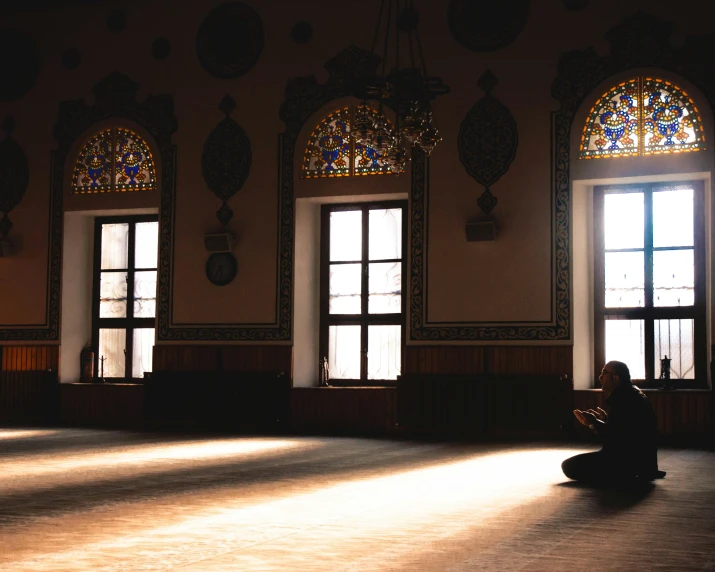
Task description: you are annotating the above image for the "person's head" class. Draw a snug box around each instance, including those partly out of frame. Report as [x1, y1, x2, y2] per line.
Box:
[599, 360, 631, 396]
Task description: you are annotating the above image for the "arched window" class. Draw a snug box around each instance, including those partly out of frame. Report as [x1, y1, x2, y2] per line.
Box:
[71, 127, 157, 194]
[301, 106, 399, 178]
[580, 77, 705, 159]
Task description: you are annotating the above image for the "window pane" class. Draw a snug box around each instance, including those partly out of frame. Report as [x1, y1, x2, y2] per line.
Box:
[133, 328, 154, 378]
[135, 222, 159, 268]
[134, 271, 157, 318]
[655, 319, 694, 380]
[101, 223, 129, 269]
[330, 211, 361, 261]
[653, 249, 694, 307]
[98, 328, 126, 378]
[328, 325, 360, 379]
[368, 262, 401, 313]
[329, 264, 361, 314]
[604, 192, 643, 250]
[368, 325, 401, 380]
[653, 187, 693, 248]
[605, 251, 644, 308]
[605, 320, 645, 380]
[100, 272, 128, 318]
[369, 208, 402, 260]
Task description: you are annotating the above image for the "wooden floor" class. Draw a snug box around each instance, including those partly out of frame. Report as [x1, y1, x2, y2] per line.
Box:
[1, 428, 714, 571]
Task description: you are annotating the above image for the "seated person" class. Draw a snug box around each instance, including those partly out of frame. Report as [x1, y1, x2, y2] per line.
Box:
[563, 360, 666, 483]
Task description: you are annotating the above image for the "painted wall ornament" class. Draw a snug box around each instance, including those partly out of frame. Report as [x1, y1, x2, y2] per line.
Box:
[202, 95, 252, 226]
[0, 116, 30, 248]
[457, 71, 518, 215]
[448, 0, 530, 53]
[196, 2, 264, 79]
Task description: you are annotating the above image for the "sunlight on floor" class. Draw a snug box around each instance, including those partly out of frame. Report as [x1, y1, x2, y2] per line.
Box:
[0, 429, 59, 439]
[1, 437, 585, 572]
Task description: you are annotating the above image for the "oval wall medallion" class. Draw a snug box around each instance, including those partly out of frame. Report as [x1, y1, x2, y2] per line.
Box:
[196, 2, 264, 79]
[0, 30, 39, 101]
[0, 117, 30, 240]
[202, 95, 252, 226]
[448, 0, 530, 53]
[457, 71, 518, 215]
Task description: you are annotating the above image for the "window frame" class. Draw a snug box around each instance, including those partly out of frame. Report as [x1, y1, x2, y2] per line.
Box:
[91, 214, 158, 382]
[593, 180, 707, 388]
[319, 200, 408, 386]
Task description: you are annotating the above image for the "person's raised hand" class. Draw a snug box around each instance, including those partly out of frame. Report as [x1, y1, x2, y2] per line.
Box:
[573, 409, 597, 427]
[587, 407, 607, 421]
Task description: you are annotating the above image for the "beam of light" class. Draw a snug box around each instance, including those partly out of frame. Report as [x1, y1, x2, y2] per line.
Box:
[0, 446, 586, 572]
[0, 429, 59, 440]
[0, 437, 316, 491]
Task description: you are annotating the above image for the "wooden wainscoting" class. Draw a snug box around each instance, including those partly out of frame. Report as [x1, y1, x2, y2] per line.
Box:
[1, 345, 60, 371]
[574, 389, 712, 443]
[60, 383, 145, 428]
[397, 373, 573, 439]
[153, 345, 292, 376]
[291, 387, 398, 435]
[404, 346, 573, 376]
[0, 370, 60, 424]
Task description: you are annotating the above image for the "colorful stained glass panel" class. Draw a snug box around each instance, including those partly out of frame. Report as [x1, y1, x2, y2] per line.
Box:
[72, 128, 157, 194]
[114, 128, 157, 190]
[72, 129, 113, 192]
[302, 108, 351, 178]
[643, 78, 704, 155]
[580, 79, 640, 159]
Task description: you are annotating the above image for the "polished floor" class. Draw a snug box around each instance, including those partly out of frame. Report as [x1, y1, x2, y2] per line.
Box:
[0, 428, 713, 571]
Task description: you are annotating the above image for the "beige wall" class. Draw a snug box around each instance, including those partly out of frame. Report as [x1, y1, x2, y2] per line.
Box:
[1, 0, 714, 354]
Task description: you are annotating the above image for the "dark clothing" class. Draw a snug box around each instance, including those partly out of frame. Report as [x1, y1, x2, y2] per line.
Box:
[563, 382, 664, 482]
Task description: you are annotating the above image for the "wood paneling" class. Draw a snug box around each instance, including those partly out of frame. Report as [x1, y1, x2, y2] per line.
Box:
[145, 371, 291, 431]
[405, 346, 572, 376]
[397, 374, 573, 439]
[0, 370, 59, 423]
[574, 389, 712, 441]
[152, 345, 292, 376]
[60, 383, 145, 428]
[291, 388, 397, 435]
[1, 346, 60, 371]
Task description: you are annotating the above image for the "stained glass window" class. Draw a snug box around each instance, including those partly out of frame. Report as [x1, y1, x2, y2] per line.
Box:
[72, 127, 157, 193]
[580, 78, 705, 159]
[302, 106, 396, 178]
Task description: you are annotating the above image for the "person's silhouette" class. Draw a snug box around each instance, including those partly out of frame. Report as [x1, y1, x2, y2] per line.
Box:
[563, 360, 666, 484]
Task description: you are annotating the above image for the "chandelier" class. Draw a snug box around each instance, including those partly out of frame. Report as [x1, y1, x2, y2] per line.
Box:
[355, 0, 449, 174]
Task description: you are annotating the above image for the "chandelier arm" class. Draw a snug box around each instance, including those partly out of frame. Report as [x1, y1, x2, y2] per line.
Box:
[411, 0, 430, 79]
[395, 0, 401, 72]
[381, 0, 393, 77]
[370, 0, 387, 55]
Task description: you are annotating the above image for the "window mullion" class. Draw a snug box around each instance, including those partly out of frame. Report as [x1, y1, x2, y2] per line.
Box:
[360, 205, 369, 381]
[644, 185, 655, 381]
[126, 222, 136, 378]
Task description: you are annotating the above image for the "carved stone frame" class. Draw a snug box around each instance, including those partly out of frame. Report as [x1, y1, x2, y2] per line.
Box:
[409, 12, 715, 341]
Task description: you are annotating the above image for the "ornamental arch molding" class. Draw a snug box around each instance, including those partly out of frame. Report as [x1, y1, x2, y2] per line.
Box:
[409, 11, 715, 342]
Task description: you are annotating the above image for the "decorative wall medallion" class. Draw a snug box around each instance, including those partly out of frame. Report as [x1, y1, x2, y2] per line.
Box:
[291, 21, 313, 44]
[0, 116, 30, 244]
[457, 71, 518, 215]
[196, 2, 264, 79]
[562, 0, 589, 10]
[106, 9, 127, 32]
[201, 95, 252, 226]
[206, 252, 238, 286]
[448, 0, 530, 53]
[62, 48, 81, 70]
[0, 30, 39, 101]
[151, 38, 171, 60]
